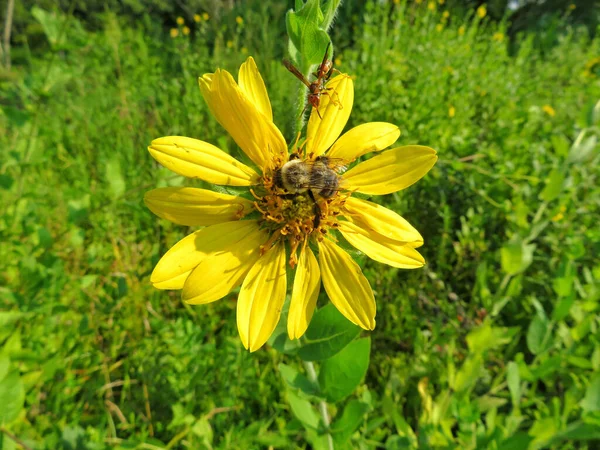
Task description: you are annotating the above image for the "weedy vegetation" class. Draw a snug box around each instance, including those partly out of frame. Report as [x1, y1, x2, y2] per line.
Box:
[1, 0, 599, 449]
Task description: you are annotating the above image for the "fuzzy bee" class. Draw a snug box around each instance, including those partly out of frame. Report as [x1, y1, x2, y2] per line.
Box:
[273, 155, 347, 228]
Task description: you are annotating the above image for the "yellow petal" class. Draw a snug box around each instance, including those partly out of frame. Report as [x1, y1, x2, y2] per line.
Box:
[148, 136, 259, 186]
[288, 246, 321, 340]
[342, 145, 437, 195]
[338, 221, 425, 269]
[199, 70, 287, 169]
[306, 75, 354, 157]
[182, 221, 269, 304]
[317, 238, 376, 330]
[151, 220, 263, 290]
[237, 242, 287, 352]
[238, 57, 273, 122]
[144, 187, 253, 226]
[342, 197, 423, 245]
[327, 122, 400, 161]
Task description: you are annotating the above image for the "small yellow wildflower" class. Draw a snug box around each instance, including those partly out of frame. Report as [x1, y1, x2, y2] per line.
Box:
[393, 0, 400, 4]
[458, 25, 466, 36]
[416, 0, 423, 4]
[493, 32, 504, 42]
[170, 28, 179, 38]
[436, 24, 443, 32]
[183, 26, 190, 36]
[443, 11, 450, 18]
[202, 12, 209, 20]
[335, 57, 342, 66]
[176, 16, 185, 25]
[236, 16, 244, 25]
[438, 0, 445, 4]
[569, 3, 576, 10]
[477, 5, 487, 19]
[552, 205, 566, 222]
[542, 105, 556, 117]
[241, 47, 248, 54]
[583, 57, 600, 77]
[448, 106, 455, 118]
[146, 58, 437, 351]
[428, 2, 436, 11]
[226, 40, 234, 49]
[193, 14, 202, 23]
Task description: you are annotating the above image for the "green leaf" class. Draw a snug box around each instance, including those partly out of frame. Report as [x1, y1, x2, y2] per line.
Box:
[568, 130, 598, 163]
[506, 361, 521, 409]
[31, 7, 62, 47]
[321, 0, 343, 30]
[580, 375, 600, 413]
[500, 237, 535, 276]
[0, 355, 9, 383]
[319, 338, 370, 403]
[331, 400, 369, 445]
[539, 168, 565, 202]
[287, 389, 320, 431]
[286, 0, 331, 68]
[0, 312, 24, 330]
[466, 322, 516, 354]
[526, 314, 552, 355]
[497, 432, 533, 450]
[551, 422, 600, 441]
[0, 369, 24, 425]
[105, 157, 126, 198]
[453, 355, 483, 394]
[279, 363, 321, 398]
[297, 304, 361, 361]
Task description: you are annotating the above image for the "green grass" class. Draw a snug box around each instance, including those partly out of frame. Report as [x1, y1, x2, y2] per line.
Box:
[1, 1, 599, 449]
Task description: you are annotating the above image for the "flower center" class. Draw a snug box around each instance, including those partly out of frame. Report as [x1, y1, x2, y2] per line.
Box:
[252, 158, 347, 267]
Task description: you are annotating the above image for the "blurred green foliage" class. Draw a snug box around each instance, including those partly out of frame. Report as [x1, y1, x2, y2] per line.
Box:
[1, 0, 599, 448]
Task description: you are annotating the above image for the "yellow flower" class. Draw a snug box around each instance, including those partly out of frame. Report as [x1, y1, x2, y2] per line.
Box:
[436, 24, 443, 32]
[542, 105, 556, 117]
[241, 47, 248, 54]
[443, 11, 450, 18]
[202, 12, 209, 20]
[393, 0, 400, 4]
[448, 105, 455, 118]
[170, 28, 179, 38]
[493, 32, 504, 42]
[335, 57, 342, 66]
[145, 58, 437, 351]
[183, 26, 190, 36]
[193, 14, 202, 23]
[226, 40, 234, 48]
[176, 16, 185, 25]
[458, 25, 465, 36]
[236, 16, 244, 25]
[438, 0, 445, 4]
[428, 2, 436, 11]
[477, 5, 487, 19]
[569, 3, 576, 10]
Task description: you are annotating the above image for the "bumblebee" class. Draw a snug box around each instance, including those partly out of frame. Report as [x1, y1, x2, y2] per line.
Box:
[273, 155, 345, 228]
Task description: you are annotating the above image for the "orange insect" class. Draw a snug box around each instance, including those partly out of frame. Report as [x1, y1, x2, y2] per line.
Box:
[283, 43, 342, 118]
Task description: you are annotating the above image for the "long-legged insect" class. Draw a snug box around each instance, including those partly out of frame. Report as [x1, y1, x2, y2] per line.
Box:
[283, 43, 342, 119]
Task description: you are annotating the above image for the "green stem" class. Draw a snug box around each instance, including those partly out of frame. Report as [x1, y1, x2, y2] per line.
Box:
[303, 361, 334, 450]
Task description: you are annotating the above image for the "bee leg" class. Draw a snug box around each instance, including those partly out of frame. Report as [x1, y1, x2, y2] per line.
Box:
[316, 107, 323, 120]
[308, 190, 322, 229]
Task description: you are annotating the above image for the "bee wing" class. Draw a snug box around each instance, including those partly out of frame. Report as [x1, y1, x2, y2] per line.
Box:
[304, 157, 348, 173]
